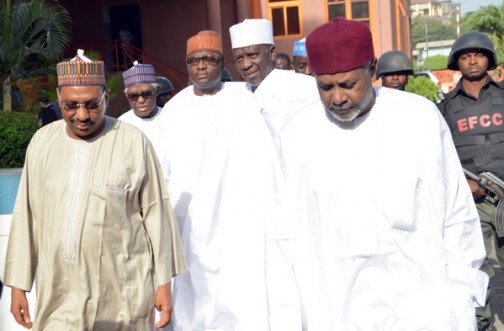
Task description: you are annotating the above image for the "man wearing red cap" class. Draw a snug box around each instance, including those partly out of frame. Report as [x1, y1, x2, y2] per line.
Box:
[280, 18, 488, 330]
[158, 31, 280, 331]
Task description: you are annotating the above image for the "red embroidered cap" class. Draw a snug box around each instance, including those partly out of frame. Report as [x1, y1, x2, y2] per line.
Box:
[306, 17, 375, 75]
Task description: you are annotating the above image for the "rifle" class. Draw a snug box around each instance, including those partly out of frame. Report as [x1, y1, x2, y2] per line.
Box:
[463, 168, 504, 204]
[464, 168, 504, 238]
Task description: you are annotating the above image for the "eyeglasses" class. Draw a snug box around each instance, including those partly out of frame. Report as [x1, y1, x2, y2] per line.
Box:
[126, 91, 155, 101]
[186, 55, 222, 67]
[60, 91, 106, 111]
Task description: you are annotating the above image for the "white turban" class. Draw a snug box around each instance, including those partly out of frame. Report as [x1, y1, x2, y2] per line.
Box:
[229, 19, 274, 49]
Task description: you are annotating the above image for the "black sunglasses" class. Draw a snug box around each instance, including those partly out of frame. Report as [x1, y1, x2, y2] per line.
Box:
[127, 91, 155, 101]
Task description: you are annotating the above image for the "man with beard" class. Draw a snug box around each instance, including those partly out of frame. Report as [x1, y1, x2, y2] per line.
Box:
[159, 30, 282, 330]
[376, 50, 413, 91]
[438, 32, 504, 331]
[280, 18, 488, 330]
[229, 19, 320, 144]
[4, 50, 186, 331]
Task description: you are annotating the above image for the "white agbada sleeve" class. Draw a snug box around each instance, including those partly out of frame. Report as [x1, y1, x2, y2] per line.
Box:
[433, 109, 488, 318]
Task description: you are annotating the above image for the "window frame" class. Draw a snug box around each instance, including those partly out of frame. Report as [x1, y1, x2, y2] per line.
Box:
[325, 0, 372, 26]
[267, 0, 303, 39]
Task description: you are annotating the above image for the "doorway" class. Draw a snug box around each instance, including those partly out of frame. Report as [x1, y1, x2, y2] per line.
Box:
[108, 4, 143, 67]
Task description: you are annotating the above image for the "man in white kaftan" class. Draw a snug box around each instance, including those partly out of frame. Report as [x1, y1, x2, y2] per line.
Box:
[229, 19, 321, 144]
[160, 31, 283, 331]
[119, 62, 167, 168]
[3, 50, 186, 331]
[280, 18, 488, 330]
[119, 106, 163, 153]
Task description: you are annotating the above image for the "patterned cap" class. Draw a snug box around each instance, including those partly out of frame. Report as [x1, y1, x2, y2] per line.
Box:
[122, 61, 157, 88]
[229, 19, 274, 49]
[57, 49, 106, 87]
[293, 38, 307, 57]
[187, 30, 223, 55]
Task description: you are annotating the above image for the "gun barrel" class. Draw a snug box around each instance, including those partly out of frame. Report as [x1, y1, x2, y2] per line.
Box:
[482, 172, 504, 189]
[463, 168, 480, 182]
[481, 172, 504, 198]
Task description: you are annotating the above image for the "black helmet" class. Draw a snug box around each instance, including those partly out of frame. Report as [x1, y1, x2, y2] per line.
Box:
[376, 51, 414, 79]
[447, 32, 497, 70]
[376, 51, 413, 79]
[221, 68, 233, 82]
[156, 76, 174, 94]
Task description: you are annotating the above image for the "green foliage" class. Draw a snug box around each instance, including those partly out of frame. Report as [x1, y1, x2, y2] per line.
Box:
[496, 46, 504, 66]
[463, 5, 504, 65]
[464, 5, 504, 42]
[0, 0, 72, 111]
[78, 50, 125, 100]
[0, 0, 72, 74]
[0, 110, 38, 167]
[82, 49, 103, 61]
[406, 75, 440, 103]
[425, 55, 448, 70]
[412, 16, 457, 46]
[43, 74, 58, 101]
[106, 72, 125, 100]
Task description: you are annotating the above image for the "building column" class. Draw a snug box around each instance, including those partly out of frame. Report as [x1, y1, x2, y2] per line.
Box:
[236, 0, 249, 22]
[206, 0, 223, 33]
[251, 0, 262, 18]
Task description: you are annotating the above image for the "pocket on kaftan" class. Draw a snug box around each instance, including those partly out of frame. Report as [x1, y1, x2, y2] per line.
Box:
[89, 184, 129, 247]
[376, 174, 422, 232]
[90, 184, 127, 221]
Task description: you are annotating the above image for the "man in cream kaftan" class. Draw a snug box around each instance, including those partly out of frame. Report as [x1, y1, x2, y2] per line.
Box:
[3, 50, 186, 331]
[4, 118, 185, 330]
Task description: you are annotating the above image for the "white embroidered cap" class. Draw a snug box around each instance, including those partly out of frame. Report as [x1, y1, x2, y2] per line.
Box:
[229, 19, 274, 49]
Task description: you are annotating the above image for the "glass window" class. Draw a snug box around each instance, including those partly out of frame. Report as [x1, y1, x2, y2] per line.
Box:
[351, 1, 369, 19]
[327, 0, 370, 21]
[287, 6, 300, 34]
[268, 1, 302, 37]
[328, 4, 346, 19]
[271, 8, 286, 36]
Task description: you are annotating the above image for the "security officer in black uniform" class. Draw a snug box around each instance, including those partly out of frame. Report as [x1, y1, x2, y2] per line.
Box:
[37, 98, 61, 128]
[156, 76, 175, 107]
[376, 50, 414, 91]
[221, 68, 233, 82]
[438, 31, 503, 331]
